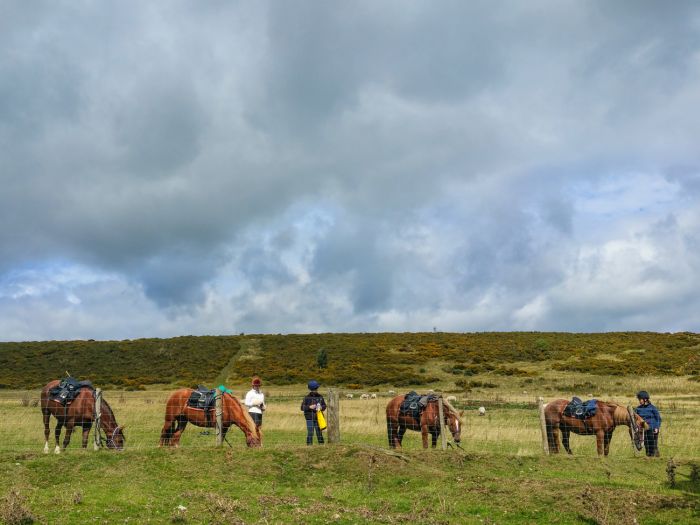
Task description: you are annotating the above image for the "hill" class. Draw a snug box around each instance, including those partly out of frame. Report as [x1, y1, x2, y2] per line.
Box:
[0, 332, 698, 389]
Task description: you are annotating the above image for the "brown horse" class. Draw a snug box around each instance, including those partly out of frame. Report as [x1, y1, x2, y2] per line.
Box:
[544, 399, 646, 456]
[386, 394, 463, 449]
[159, 388, 261, 447]
[40, 380, 125, 454]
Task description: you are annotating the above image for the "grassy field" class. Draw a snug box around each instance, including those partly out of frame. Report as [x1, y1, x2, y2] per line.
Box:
[0, 368, 698, 524]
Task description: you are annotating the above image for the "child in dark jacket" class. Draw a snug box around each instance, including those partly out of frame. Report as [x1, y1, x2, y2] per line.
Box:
[635, 390, 661, 457]
[301, 380, 326, 445]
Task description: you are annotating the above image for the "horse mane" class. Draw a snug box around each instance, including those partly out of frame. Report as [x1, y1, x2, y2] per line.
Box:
[99, 396, 119, 430]
[441, 398, 461, 420]
[226, 393, 258, 436]
[611, 403, 631, 425]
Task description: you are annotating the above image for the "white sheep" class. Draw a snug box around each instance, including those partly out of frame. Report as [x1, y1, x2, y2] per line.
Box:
[478, 406, 486, 416]
[345, 393, 354, 399]
[446, 395, 457, 403]
[370, 393, 377, 399]
[360, 393, 370, 400]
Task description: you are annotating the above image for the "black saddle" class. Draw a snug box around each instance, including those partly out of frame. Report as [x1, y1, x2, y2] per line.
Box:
[563, 397, 598, 420]
[399, 391, 439, 419]
[49, 376, 94, 405]
[187, 385, 217, 411]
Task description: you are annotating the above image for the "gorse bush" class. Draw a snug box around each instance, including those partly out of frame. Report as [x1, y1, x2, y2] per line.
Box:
[0, 331, 698, 389]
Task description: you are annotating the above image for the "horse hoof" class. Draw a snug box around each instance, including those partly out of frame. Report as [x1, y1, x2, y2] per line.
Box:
[43, 443, 49, 454]
[54, 446, 61, 455]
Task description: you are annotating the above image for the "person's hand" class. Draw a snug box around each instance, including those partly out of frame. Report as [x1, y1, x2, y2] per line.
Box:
[310, 403, 316, 410]
[654, 428, 659, 434]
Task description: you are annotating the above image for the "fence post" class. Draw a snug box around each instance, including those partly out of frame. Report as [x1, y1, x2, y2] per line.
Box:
[438, 397, 447, 451]
[538, 397, 549, 455]
[627, 406, 639, 456]
[327, 389, 340, 444]
[215, 391, 223, 446]
[93, 388, 102, 451]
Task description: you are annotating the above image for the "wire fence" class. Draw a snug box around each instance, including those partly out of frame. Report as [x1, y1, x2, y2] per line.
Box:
[0, 389, 697, 458]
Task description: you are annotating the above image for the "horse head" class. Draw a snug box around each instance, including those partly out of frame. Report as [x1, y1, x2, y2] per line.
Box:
[443, 401, 463, 443]
[106, 425, 126, 450]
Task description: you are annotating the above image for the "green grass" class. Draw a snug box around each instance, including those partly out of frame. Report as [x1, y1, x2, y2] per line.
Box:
[1, 446, 697, 524]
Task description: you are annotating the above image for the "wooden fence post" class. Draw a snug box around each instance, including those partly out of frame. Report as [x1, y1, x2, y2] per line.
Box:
[93, 388, 102, 451]
[438, 397, 447, 451]
[627, 406, 639, 456]
[538, 397, 549, 455]
[327, 389, 340, 444]
[215, 391, 223, 446]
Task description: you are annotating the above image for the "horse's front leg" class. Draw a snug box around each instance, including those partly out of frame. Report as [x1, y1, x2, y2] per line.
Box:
[431, 430, 438, 449]
[595, 430, 605, 456]
[603, 430, 613, 456]
[561, 427, 572, 455]
[82, 424, 91, 448]
[62, 423, 75, 451]
[421, 423, 429, 449]
[43, 410, 51, 453]
[54, 421, 64, 454]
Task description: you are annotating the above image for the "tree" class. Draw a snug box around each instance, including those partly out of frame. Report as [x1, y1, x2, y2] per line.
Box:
[317, 348, 328, 369]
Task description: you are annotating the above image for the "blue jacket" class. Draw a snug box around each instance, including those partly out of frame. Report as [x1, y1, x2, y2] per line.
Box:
[635, 402, 661, 430]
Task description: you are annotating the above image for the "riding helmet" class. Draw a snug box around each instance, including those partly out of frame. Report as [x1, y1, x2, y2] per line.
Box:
[636, 390, 650, 400]
[308, 380, 320, 391]
[252, 376, 262, 387]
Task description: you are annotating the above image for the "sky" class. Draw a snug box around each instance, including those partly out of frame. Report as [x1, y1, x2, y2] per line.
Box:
[1, 1, 700, 341]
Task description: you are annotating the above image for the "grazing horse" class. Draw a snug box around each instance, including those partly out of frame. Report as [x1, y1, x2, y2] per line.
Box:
[159, 388, 261, 447]
[386, 394, 463, 449]
[40, 380, 125, 454]
[544, 399, 646, 456]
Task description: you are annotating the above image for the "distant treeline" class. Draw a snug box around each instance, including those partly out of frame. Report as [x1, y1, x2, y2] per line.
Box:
[0, 332, 698, 389]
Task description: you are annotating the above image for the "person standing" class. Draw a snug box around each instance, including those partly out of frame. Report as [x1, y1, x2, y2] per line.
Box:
[244, 376, 266, 433]
[301, 380, 326, 445]
[635, 390, 662, 457]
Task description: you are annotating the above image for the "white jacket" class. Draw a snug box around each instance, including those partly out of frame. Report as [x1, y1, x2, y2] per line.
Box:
[244, 389, 265, 414]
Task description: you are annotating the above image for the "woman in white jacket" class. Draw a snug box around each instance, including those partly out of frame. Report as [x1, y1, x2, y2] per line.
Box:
[244, 377, 265, 434]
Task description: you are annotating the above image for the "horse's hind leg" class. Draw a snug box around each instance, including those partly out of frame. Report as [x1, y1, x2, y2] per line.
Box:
[603, 430, 613, 456]
[396, 425, 406, 449]
[159, 417, 176, 446]
[561, 428, 572, 455]
[82, 424, 91, 448]
[387, 418, 397, 448]
[546, 422, 560, 454]
[172, 419, 187, 447]
[42, 410, 51, 453]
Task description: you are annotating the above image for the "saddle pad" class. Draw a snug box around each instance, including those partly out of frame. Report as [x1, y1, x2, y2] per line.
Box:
[187, 386, 216, 410]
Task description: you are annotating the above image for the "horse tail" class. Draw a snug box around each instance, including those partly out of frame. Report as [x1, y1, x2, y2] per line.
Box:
[159, 419, 177, 446]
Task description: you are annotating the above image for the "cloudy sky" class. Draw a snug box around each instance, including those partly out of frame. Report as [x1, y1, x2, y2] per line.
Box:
[1, 1, 700, 341]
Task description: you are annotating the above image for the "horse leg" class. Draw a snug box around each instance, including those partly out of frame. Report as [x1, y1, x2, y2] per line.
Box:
[43, 409, 51, 453]
[421, 423, 429, 449]
[396, 425, 406, 449]
[595, 430, 605, 456]
[82, 424, 91, 448]
[603, 430, 613, 456]
[159, 417, 176, 447]
[387, 418, 396, 448]
[62, 422, 75, 451]
[561, 428, 572, 455]
[546, 422, 560, 454]
[431, 429, 438, 449]
[54, 421, 64, 454]
[172, 419, 187, 447]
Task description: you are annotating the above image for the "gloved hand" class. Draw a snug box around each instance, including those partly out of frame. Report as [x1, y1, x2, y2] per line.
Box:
[653, 428, 659, 434]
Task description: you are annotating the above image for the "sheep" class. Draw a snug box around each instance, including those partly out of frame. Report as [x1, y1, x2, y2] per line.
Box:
[446, 395, 457, 403]
[478, 406, 486, 416]
[370, 393, 377, 399]
[387, 390, 396, 396]
[360, 393, 370, 400]
[345, 393, 354, 399]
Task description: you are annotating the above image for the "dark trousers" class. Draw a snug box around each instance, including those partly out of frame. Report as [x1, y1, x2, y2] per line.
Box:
[644, 430, 659, 457]
[306, 418, 324, 445]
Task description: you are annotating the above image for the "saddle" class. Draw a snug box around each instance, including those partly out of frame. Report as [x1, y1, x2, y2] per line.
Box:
[49, 376, 94, 406]
[563, 397, 597, 420]
[187, 385, 217, 411]
[399, 391, 440, 420]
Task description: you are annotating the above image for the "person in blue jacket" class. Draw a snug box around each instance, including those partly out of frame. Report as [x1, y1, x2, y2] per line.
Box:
[301, 380, 326, 445]
[635, 391, 661, 457]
